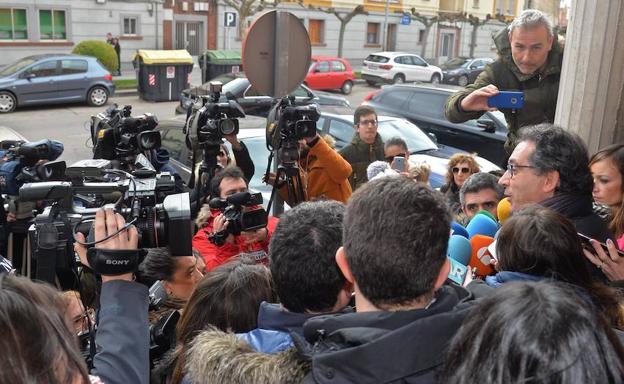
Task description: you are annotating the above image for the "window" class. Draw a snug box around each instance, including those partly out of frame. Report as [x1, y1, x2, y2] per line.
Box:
[26, 60, 58, 78]
[61, 60, 88, 75]
[308, 19, 324, 44]
[331, 60, 346, 72]
[328, 119, 354, 144]
[0, 8, 28, 40]
[160, 129, 187, 166]
[418, 30, 425, 44]
[315, 61, 330, 73]
[412, 55, 427, 66]
[39, 10, 66, 40]
[367, 23, 379, 44]
[378, 89, 412, 110]
[407, 92, 447, 118]
[395, 56, 411, 65]
[123, 16, 138, 36]
[472, 0, 479, 7]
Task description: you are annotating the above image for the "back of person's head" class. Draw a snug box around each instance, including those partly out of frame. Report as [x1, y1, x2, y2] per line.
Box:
[497, 205, 622, 327]
[590, 143, 624, 236]
[409, 162, 431, 184]
[171, 260, 276, 383]
[343, 177, 450, 309]
[519, 124, 593, 196]
[269, 200, 347, 313]
[0, 274, 89, 384]
[441, 281, 624, 384]
[459, 172, 504, 206]
[384, 136, 408, 152]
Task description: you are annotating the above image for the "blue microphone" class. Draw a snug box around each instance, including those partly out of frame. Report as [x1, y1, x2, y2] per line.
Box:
[448, 235, 472, 266]
[451, 221, 469, 238]
[447, 257, 469, 285]
[466, 213, 499, 239]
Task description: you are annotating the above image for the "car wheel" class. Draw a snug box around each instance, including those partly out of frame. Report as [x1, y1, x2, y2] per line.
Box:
[0, 91, 17, 113]
[341, 80, 353, 95]
[366, 80, 377, 87]
[458, 75, 469, 87]
[392, 74, 405, 84]
[88, 86, 109, 107]
[430, 74, 441, 85]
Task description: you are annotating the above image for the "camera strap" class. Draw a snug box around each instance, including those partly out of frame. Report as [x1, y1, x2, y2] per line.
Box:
[86, 247, 147, 275]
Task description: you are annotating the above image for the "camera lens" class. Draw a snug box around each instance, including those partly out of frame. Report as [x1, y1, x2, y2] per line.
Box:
[220, 119, 236, 135]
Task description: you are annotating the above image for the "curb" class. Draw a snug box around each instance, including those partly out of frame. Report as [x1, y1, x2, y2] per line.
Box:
[113, 89, 139, 97]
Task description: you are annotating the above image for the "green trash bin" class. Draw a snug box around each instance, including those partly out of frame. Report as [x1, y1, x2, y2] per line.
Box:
[199, 50, 243, 83]
[132, 49, 194, 102]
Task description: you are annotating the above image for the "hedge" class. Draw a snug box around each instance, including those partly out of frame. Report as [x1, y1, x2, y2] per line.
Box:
[72, 40, 118, 73]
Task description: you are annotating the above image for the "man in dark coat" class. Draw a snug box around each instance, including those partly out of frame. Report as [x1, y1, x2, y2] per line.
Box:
[106, 32, 121, 76]
[444, 9, 563, 156]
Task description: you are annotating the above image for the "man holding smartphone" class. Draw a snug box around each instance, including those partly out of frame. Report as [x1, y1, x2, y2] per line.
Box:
[444, 9, 563, 157]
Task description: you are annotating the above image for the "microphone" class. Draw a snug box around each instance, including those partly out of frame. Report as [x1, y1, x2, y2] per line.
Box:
[469, 235, 496, 277]
[466, 213, 499, 239]
[447, 257, 469, 285]
[448, 235, 472, 266]
[451, 221, 469, 238]
[497, 197, 511, 224]
[476, 209, 496, 222]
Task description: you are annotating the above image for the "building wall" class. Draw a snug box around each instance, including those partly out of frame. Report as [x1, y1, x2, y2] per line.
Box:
[0, 0, 162, 66]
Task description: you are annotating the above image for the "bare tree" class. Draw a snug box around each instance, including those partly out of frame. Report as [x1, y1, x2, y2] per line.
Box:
[304, 4, 368, 57]
[222, 0, 282, 41]
[464, 13, 507, 57]
[410, 10, 439, 58]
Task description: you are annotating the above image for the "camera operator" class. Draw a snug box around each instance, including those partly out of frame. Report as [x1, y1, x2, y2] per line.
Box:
[193, 166, 278, 272]
[0, 209, 149, 384]
[264, 133, 352, 205]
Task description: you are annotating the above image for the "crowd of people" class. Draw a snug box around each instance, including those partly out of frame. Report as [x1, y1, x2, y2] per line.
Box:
[2, 8, 624, 384]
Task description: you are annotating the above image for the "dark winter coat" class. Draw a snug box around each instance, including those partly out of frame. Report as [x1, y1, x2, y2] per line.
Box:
[338, 133, 385, 191]
[445, 28, 564, 153]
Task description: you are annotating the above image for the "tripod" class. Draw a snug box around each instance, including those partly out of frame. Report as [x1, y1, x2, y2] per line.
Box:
[189, 143, 221, 216]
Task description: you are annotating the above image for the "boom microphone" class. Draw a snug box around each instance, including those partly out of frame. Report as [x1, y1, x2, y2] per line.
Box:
[497, 197, 511, 224]
[451, 221, 469, 238]
[466, 213, 498, 239]
[448, 235, 472, 266]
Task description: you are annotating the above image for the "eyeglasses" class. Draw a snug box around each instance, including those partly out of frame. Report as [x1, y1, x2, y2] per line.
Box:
[385, 153, 407, 163]
[506, 163, 535, 177]
[452, 167, 471, 174]
[359, 119, 378, 127]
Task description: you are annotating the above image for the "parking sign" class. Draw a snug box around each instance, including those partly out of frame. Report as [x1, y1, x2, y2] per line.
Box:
[225, 12, 237, 27]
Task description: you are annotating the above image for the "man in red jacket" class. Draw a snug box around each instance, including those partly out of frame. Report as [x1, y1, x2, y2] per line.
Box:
[193, 166, 278, 271]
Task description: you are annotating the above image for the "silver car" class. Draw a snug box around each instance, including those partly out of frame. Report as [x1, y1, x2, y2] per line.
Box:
[0, 54, 115, 113]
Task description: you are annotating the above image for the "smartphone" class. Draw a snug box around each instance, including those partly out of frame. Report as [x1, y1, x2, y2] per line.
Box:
[487, 91, 525, 109]
[391, 156, 405, 172]
[578, 232, 624, 257]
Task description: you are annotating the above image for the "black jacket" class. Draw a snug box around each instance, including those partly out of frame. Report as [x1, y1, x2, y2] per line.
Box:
[540, 193, 613, 242]
[295, 284, 474, 384]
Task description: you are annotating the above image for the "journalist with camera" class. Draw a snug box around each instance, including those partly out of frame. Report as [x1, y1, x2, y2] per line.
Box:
[263, 101, 352, 206]
[193, 166, 278, 272]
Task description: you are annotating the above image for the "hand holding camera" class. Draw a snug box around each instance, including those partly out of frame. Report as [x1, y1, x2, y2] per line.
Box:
[460, 84, 500, 112]
[74, 208, 138, 282]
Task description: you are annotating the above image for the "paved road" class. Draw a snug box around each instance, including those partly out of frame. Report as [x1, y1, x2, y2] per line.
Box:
[0, 82, 459, 166]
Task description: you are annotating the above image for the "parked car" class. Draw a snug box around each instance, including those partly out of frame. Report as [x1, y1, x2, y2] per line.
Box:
[304, 56, 355, 95]
[174, 72, 350, 116]
[158, 114, 277, 205]
[441, 57, 494, 86]
[362, 84, 507, 165]
[0, 54, 115, 113]
[361, 52, 443, 86]
[317, 113, 500, 188]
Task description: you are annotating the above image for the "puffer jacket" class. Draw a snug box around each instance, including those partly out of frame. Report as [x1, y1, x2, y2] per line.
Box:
[338, 133, 385, 191]
[445, 28, 564, 153]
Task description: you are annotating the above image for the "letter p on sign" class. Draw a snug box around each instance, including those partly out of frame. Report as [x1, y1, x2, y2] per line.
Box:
[224, 12, 237, 27]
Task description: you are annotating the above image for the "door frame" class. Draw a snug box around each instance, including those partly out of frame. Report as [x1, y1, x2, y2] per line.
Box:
[172, 14, 207, 54]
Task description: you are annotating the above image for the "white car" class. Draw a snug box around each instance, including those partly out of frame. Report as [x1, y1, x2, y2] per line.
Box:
[362, 52, 443, 85]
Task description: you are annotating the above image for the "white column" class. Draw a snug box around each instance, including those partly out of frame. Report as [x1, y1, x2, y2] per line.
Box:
[554, 0, 624, 151]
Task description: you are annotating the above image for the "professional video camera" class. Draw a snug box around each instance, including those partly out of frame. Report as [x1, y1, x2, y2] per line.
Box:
[207, 191, 268, 246]
[184, 81, 246, 213]
[0, 139, 65, 196]
[19, 159, 192, 288]
[91, 104, 161, 166]
[264, 97, 320, 209]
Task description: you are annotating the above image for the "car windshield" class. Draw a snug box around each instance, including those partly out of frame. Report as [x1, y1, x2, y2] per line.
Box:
[378, 119, 438, 153]
[236, 136, 271, 191]
[441, 58, 469, 69]
[0, 57, 36, 76]
[222, 77, 251, 95]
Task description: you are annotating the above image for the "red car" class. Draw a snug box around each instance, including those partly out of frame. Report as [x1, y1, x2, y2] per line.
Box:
[304, 56, 355, 95]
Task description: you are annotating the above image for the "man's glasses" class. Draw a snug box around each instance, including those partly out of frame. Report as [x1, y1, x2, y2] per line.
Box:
[506, 163, 535, 177]
[452, 167, 471, 174]
[385, 153, 407, 163]
[359, 119, 378, 126]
